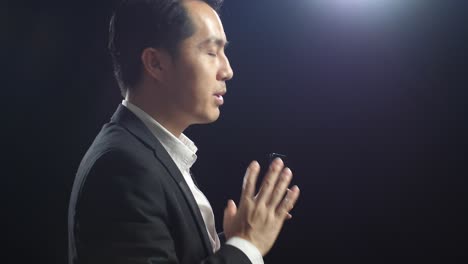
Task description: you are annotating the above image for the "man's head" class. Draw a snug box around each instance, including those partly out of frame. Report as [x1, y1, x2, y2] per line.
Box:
[109, 0, 233, 133]
[109, 0, 223, 93]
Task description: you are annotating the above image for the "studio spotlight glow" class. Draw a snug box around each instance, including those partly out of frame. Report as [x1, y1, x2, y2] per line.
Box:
[305, 0, 410, 25]
[322, 0, 390, 12]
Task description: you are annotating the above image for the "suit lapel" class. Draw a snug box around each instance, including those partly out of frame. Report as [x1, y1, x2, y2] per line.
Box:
[110, 104, 213, 255]
[153, 144, 213, 255]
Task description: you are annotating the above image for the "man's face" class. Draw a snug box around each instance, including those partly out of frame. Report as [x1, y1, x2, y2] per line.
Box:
[164, 0, 233, 126]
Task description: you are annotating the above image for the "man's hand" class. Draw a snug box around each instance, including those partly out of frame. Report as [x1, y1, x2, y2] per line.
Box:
[223, 158, 300, 256]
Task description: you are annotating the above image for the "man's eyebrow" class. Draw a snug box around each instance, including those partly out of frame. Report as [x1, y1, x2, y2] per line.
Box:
[198, 37, 230, 49]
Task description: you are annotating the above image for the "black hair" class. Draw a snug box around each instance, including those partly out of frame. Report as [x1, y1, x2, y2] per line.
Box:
[108, 0, 224, 96]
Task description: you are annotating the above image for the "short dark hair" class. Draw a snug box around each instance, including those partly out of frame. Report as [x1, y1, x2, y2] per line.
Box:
[108, 0, 224, 96]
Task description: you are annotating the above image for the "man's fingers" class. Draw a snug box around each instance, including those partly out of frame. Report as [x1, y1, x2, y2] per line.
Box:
[224, 199, 237, 217]
[267, 167, 292, 207]
[256, 158, 284, 204]
[276, 185, 300, 217]
[241, 161, 260, 200]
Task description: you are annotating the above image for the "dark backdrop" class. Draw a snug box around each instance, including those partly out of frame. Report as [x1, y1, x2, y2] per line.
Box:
[5, 0, 467, 263]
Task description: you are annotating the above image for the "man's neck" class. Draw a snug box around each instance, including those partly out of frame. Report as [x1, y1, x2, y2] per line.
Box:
[125, 93, 186, 138]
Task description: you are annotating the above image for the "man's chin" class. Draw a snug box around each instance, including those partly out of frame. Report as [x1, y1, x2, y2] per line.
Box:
[205, 114, 220, 124]
[196, 110, 221, 124]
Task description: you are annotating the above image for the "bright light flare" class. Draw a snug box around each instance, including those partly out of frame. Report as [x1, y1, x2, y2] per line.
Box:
[305, 0, 411, 26]
[318, 0, 394, 14]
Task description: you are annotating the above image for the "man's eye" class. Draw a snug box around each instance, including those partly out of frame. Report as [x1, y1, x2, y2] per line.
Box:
[208, 52, 217, 57]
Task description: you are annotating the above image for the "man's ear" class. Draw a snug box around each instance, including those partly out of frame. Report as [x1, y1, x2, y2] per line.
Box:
[141, 47, 170, 81]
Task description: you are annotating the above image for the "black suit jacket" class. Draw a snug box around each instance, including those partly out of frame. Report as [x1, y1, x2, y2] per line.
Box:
[68, 105, 251, 264]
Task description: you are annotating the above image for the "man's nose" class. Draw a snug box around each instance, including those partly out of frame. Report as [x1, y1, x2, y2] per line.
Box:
[218, 54, 234, 81]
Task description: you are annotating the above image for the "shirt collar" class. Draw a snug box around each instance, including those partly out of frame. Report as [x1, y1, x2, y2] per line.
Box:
[122, 100, 198, 171]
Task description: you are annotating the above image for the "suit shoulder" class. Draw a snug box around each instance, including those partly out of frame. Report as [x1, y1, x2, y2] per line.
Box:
[72, 123, 166, 206]
[88, 122, 152, 157]
[95, 122, 144, 151]
[75, 122, 158, 181]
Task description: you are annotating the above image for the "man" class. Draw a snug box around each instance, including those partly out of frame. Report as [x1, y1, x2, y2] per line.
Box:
[68, 0, 300, 263]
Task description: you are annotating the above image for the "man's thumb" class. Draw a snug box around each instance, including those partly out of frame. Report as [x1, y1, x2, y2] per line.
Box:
[224, 199, 237, 219]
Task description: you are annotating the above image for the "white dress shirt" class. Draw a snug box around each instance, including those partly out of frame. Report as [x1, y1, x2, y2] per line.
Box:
[122, 100, 263, 264]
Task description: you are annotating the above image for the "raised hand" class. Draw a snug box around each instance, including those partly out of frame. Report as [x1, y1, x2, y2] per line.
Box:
[223, 158, 300, 256]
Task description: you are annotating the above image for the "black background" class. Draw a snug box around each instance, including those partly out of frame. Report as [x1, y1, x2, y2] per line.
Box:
[5, 0, 468, 263]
